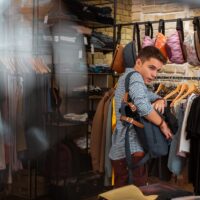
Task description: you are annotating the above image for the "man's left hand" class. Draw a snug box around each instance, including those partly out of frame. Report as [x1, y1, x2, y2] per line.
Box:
[152, 99, 166, 114]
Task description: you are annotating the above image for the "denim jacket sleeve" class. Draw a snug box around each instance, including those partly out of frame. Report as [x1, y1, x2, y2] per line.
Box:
[129, 73, 153, 117]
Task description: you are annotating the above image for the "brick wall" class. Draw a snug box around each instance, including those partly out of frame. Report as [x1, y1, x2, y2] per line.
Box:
[87, 0, 132, 65]
[86, 0, 200, 66]
[131, 1, 200, 36]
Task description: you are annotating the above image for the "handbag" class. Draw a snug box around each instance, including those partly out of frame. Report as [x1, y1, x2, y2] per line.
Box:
[142, 21, 155, 48]
[155, 19, 168, 59]
[123, 23, 140, 69]
[111, 44, 124, 73]
[184, 18, 200, 66]
[166, 19, 186, 64]
[110, 25, 125, 73]
[194, 17, 200, 62]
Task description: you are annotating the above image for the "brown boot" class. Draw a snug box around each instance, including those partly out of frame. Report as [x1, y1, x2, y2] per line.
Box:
[111, 157, 128, 188]
[131, 152, 148, 187]
[111, 152, 148, 188]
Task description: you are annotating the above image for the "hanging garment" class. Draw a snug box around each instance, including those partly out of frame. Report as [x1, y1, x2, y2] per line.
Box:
[167, 104, 186, 176]
[186, 96, 200, 194]
[184, 30, 200, 66]
[178, 94, 197, 154]
[104, 101, 113, 186]
[166, 19, 185, 64]
[90, 88, 115, 172]
[142, 21, 155, 48]
[0, 113, 6, 170]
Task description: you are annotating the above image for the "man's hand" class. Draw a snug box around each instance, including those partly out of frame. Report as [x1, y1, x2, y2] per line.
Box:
[159, 121, 173, 140]
[152, 99, 166, 114]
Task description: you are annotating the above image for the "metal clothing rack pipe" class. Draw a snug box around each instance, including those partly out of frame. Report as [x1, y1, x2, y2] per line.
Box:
[156, 76, 200, 80]
[115, 16, 200, 27]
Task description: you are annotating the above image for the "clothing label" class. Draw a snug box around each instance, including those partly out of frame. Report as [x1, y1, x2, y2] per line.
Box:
[84, 37, 88, 45]
[91, 44, 94, 54]
[79, 50, 83, 59]
[60, 36, 76, 43]
[43, 35, 53, 41]
[54, 36, 59, 42]
[44, 15, 48, 24]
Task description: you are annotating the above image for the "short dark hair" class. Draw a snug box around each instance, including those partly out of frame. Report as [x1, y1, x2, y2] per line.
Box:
[137, 46, 167, 65]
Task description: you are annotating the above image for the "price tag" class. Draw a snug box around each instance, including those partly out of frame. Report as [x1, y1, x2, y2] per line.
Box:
[84, 37, 88, 45]
[44, 15, 48, 24]
[91, 44, 94, 54]
[54, 36, 59, 42]
[79, 50, 83, 59]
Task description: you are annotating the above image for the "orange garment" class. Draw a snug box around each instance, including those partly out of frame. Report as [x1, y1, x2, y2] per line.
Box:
[112, 97, 116, 186]
[155, 32, 168, 59]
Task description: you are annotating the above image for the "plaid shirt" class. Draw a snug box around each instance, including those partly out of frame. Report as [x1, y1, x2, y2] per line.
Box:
[109, 68, 161, 160]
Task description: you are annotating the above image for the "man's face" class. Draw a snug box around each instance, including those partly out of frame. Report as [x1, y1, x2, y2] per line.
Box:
[135, 58, 163, 84]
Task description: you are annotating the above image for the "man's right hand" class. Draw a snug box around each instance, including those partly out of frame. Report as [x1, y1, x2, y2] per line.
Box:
[159, 121, 173, 140]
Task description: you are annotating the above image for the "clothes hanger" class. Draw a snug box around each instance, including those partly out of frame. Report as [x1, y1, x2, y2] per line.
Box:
[170, 82, 188, 107]
[173, 82, 199, 106]
[163, 83, 182, 100]
[155, 83, 165, 94]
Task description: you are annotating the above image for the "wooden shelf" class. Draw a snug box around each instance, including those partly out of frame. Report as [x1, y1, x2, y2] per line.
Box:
[86, 47, 113, 53]
[89, 95, 103, 100]
[88, 72, 113, 75]
[46, 121, 88, 127]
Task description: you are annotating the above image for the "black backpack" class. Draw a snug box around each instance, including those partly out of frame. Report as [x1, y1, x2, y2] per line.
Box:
[120, 71, 169, 183]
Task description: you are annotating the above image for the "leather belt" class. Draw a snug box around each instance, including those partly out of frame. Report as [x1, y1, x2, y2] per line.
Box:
[120, 115, 144, 128]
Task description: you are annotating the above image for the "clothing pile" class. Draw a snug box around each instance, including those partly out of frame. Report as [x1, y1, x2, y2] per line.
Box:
[66, 0, 114, 25]
[63, 113, 88, 122]
[88, 64, 112, 73]
[90, 31, 114, 49]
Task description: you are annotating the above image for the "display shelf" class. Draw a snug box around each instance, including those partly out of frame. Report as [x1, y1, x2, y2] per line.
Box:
[46, 121, 88, 127]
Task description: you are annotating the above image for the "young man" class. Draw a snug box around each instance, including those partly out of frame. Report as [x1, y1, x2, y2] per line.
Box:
[109, 45, 173, 188]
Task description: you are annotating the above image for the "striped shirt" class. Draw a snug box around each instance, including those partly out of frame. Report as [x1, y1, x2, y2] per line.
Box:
[109, 68, 161, 160]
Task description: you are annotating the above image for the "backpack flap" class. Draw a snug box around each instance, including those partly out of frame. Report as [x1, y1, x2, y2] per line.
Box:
[139, 117, 169, 157]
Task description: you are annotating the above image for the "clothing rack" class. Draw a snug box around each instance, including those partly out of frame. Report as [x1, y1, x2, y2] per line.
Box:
[156, 76, 200, 80]
[115, 16, 199, 27]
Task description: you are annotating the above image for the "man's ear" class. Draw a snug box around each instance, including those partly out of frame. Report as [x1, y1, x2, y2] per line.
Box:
[135, 58, 142, 67]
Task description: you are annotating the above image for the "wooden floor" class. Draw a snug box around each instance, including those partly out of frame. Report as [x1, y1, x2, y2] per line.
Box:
[0, 170, 194, 200]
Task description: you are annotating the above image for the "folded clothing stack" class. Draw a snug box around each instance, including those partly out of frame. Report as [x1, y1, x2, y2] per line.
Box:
[72, 85, 103, 96]
[63, 113, 88, 122]
[66, 0, 114, 25]
[90, 31, 114, 49]
[88, 64, 112, 73]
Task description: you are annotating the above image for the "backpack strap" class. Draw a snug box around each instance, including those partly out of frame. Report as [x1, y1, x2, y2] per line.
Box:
[125, 71, 136, 92]
[123, 72, 151, 184]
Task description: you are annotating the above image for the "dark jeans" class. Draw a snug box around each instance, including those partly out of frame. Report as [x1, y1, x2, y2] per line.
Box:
[111, 152, 147, 188]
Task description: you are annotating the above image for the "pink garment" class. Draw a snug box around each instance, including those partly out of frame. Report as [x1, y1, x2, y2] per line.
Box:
[167, 31, 185, 64]
[142, 36, 155, 48]
[184, 32, 200, 66]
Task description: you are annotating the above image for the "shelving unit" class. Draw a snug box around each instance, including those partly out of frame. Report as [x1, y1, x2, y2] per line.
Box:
[26, 0, 118, 199]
